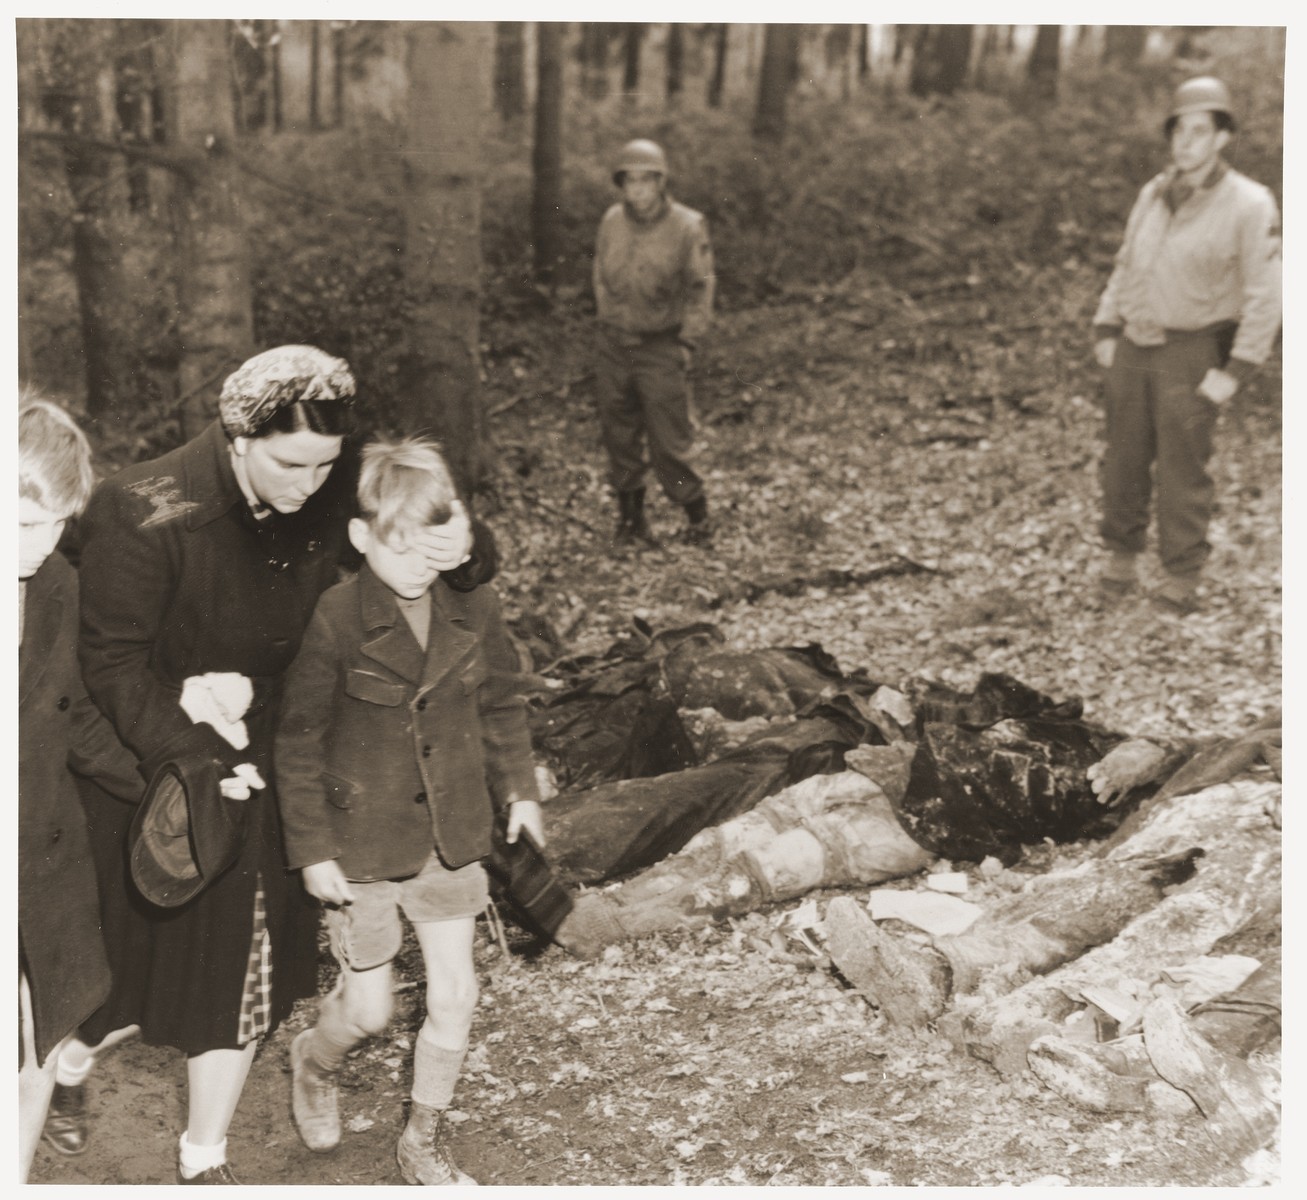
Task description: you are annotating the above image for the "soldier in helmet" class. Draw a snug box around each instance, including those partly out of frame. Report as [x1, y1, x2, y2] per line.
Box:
[593, 138, 716, 548]
[1093, 76, 1281, 614]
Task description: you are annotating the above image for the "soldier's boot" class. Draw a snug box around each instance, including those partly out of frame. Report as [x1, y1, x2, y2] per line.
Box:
[682, 496, 712, 546]
[612, 489, 659, 550]
[1099, 549, 1138, 598]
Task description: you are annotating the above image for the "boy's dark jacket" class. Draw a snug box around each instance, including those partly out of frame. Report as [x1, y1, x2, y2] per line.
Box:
[19, 552, 141, 1064]
[275, 563, 540, 880]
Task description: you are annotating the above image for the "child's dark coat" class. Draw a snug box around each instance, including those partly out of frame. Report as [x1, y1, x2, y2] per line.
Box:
[276, 564, 539, 880]
[19, 553, 140, 1064]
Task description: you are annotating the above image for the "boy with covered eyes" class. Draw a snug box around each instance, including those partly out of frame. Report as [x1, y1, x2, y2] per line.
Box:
[275, 436, 542, 1185]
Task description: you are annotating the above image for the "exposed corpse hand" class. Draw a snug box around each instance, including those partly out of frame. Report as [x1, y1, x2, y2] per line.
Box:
[1086, 739, 1169, 806]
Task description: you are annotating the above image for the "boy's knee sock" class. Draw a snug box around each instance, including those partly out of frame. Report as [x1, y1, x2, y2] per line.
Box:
[306, 991, 363, 1074]
[411, 1032, 467, 1111]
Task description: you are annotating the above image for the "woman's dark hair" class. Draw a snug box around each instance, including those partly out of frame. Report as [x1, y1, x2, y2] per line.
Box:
[1165, 110, 1236, 139]
[255, 396, 358, 439]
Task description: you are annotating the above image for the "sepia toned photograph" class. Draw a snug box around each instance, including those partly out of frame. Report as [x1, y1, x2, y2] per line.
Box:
[16, 16, 1282, 1187]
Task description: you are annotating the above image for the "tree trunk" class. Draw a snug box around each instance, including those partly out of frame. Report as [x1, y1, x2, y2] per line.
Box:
[753, 24, 797, 141]
[531, 22, 564, 289]
[1025, 24, 1061, 103]
[666, 23, 684, 100]
[398, 21, 492, 494]
[909, 25, 973, 97]
[115, 19, 162, 210]
[1103, 25, 1148, 66]
[40, 20, 134, 419]
[706, 24, 728, 107]
[579, 23, 609, 100]
[167, 19, 254, 439]
[494, 21, 526, 119]
[620, 23, 643, 94]
[275, 20, 314, 130]
[857, 23, 870, 81]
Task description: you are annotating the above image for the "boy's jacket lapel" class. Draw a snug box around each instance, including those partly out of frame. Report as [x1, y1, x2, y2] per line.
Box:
[421, 583, 477, 691]
[357, 564, 425, 685]
[355, 563, 478, 691]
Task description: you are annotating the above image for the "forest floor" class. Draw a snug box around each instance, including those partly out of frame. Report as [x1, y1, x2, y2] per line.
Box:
[31, 252, 1283, 1187]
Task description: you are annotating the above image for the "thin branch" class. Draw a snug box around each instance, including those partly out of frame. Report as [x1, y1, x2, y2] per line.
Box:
[19, 128, 196, 175]
[229, 154, 401, 225]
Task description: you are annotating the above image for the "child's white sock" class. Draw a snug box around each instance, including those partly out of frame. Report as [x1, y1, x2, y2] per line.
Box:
[177, 1131, 227, 1178]
[411, 1033, 467, 1111]
[54, 1051, 94, 1089]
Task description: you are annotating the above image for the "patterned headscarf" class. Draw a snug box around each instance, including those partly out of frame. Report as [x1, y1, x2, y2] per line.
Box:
[219, 345, 356, 437]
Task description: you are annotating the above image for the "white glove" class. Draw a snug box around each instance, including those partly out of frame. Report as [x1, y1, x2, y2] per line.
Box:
[180, 672, 254, 750]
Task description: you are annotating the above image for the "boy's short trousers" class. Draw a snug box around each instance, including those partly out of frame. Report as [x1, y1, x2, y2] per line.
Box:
[325, 851, 489, 971]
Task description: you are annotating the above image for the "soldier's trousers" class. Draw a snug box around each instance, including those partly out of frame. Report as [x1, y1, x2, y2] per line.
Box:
[1100, 332, 1224, 577]
[594, 328, 704, 505]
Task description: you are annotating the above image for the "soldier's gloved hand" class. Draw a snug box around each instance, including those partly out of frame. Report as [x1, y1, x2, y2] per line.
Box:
[1196, 367, 1238, 405]
[1094, 338, 1117, 370]
[1087, 739, 1169, 807]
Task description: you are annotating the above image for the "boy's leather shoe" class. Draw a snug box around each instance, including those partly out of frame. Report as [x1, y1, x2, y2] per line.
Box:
[396, 1104, 477, 1185]
[290, 1029, 342, 1152]
[42, 1082, 89, 1156]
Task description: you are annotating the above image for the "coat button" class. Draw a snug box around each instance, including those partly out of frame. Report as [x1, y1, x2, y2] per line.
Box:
[422, 745, 432, 758]
[414, 792, 426, 805]
[416, 698, 427, 711]
[57, 696, 71, 711]
[51, 828, 62, 843]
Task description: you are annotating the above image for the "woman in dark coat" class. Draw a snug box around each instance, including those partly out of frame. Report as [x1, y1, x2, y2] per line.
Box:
[58, 346, 489, 1183]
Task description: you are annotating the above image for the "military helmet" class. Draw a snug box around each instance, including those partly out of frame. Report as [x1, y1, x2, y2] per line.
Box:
[613, 139, 668, 186]
[1169, 76, 1234, 122]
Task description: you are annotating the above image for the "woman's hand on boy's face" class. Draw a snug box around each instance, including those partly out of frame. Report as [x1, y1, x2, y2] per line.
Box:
[301, 859, 355, 906]
[410, 500, 473, 572]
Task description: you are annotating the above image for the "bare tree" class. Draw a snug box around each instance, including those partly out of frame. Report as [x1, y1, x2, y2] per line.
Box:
[166, 19, 254, 438]
[31, 19, 135, 419]
[1025, 25, 1061, 102]
[398, 20, 493, 492]
[620, 23, 643, 95]
[666, 24, 685, 100]
[1103, 25, 1148, 66]
[706, 24, 728, 107]
[753, 24, 798, 141]
[532, 23, 565, 290]
[909, 25, 974, 97]
[579, 23, 610, 101]
[494, 21, 526, 120]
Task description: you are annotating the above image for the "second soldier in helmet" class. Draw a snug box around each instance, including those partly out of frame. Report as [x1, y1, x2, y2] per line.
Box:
[593, 139, 716, 548]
